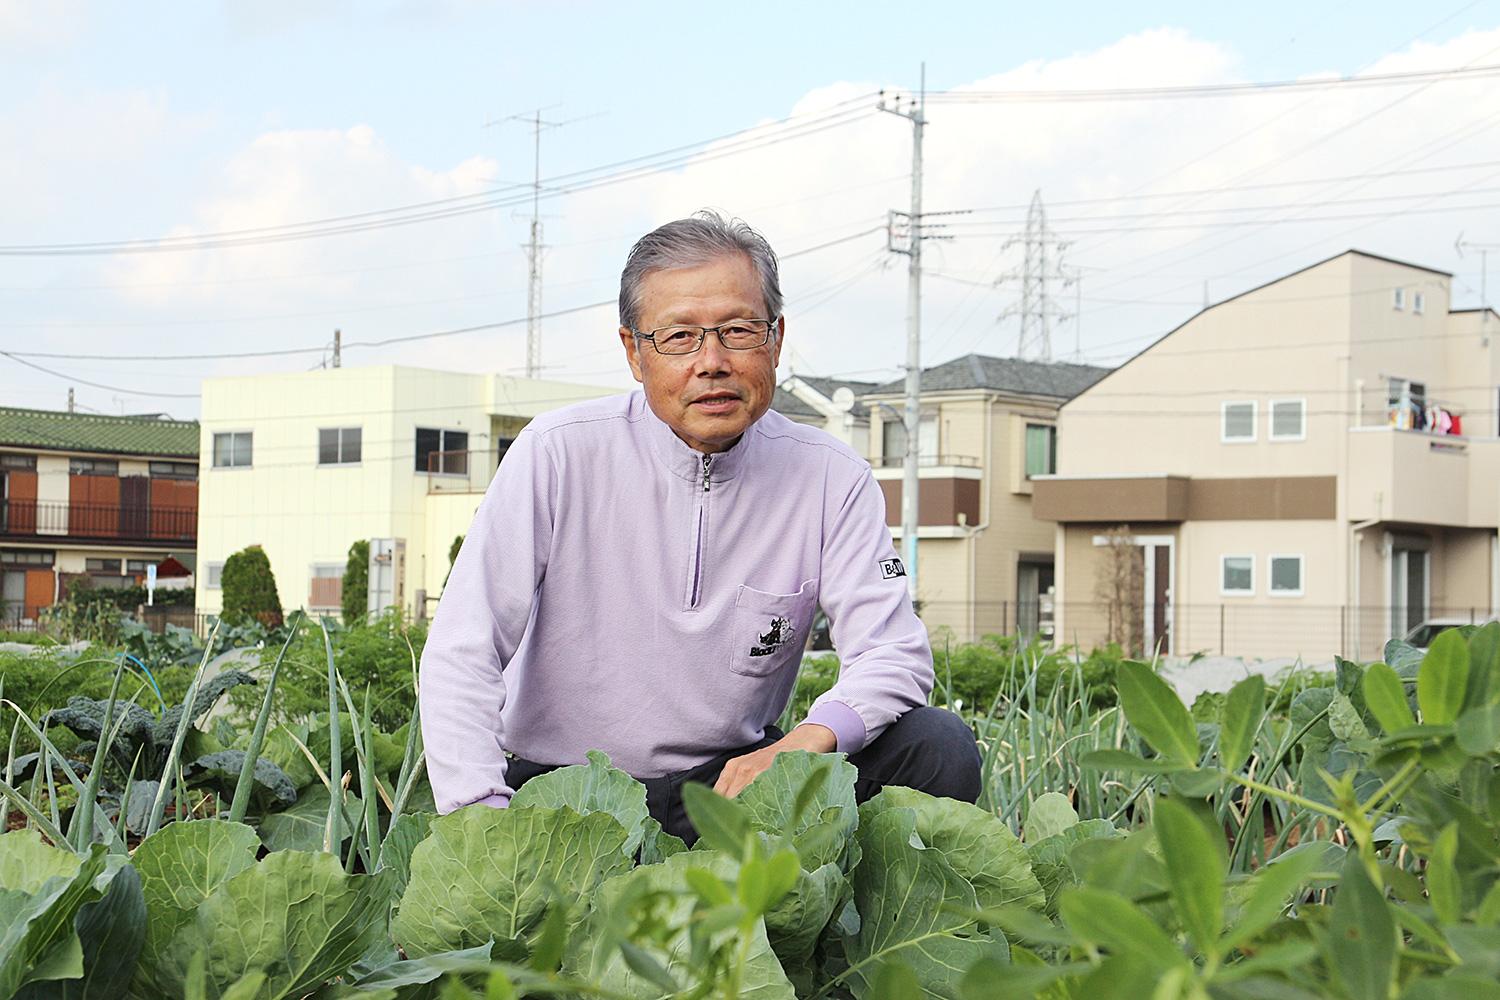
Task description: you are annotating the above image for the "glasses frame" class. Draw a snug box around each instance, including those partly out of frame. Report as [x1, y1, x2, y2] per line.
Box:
[632, 316, 779, 356]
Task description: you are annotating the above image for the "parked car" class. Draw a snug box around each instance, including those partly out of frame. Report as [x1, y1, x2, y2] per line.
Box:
[1403, 616, 1497, 651]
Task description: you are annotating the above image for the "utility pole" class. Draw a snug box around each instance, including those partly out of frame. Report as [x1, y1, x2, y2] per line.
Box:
[67, 388, 74, 413]
[879, 67, 926, 605]
[332, 329, 342, 369]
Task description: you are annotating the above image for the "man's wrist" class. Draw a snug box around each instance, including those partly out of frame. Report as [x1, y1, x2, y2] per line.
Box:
[784, 722, 838, 753]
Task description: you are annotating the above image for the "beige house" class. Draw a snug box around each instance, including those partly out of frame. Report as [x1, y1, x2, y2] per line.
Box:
[860, 355, 1110, 644]
[1034, 250, 1500, 661]
[196, 365, 613, 623]
[772, 375, 877, 452]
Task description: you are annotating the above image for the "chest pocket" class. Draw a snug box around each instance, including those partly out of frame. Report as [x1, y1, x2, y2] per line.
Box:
[730, 580, 817, 678]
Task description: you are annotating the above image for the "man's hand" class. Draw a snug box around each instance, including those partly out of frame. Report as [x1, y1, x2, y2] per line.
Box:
[712, 723, 837, 799]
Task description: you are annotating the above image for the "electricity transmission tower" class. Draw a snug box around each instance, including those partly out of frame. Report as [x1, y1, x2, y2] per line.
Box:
[488, 107, 597, 378]
[999, 191, 1073, 362]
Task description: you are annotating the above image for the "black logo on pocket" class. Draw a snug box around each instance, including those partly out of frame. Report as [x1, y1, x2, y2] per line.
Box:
[880, 557, 906, 580]
[749, 616, 795, 657]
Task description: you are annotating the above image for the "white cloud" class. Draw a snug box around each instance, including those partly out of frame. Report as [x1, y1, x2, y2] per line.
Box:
[11, 23, 1500, 417]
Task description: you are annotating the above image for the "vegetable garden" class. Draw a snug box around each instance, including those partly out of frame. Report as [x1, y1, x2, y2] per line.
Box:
[1, 614, 1498, 999]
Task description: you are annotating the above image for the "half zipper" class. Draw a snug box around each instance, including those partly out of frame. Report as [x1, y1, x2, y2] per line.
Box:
[686, 455, 713, 609]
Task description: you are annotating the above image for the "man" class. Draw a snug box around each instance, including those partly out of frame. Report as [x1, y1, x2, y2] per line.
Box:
[419, 210, 981, 842]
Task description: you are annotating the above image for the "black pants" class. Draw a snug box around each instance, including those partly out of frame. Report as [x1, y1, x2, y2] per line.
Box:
[505, 706, 983, 845]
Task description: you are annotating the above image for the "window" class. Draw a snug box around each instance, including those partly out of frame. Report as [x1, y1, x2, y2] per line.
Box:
[69, 458, 118, 476]
[1220, 555, 1254, 595]
[496, 437, 516, 469]
[1413, 291, 1425, 314]
[415, 428, 468, 475]
[1221, 401, 1256, 442]
[213, 432, 252, 469]
[309, 563, 344, 609]
[0, 549, 52, 566]
[1025, 424, 1057, 477]
[0, 454, 36, 471]
[1269, 555, 1303, 596]
[880, 413, 938, 465]
[1269, 399, 1306, 441]
[85, 557, 122, 574]
[126, 559, 152, 574]
[204, 562, 224, 589]
[318, 427, 362, 466]
[149, 461, 198, 480]
[1393, 288, 1406, 310]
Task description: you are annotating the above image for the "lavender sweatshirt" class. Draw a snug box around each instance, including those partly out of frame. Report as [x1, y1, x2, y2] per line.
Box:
[418, 390, 933, 814]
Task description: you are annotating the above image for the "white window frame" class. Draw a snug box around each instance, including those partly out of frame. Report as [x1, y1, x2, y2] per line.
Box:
[1393, 287, 1406, 310]
[1268, 554, 1305, 597]
[212, 431, 253, 470]
[1220, 401, 1257, 443]
[1413, 291, 1425, 315]
[204, 562, 225, 590]
[1220, 554, 1255, 596]
[317, 426, 362, 467]
[1268, 398, 1307, 442]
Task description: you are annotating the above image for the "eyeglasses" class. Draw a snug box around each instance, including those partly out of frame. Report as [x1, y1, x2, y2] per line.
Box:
[633, 318, 777, 356]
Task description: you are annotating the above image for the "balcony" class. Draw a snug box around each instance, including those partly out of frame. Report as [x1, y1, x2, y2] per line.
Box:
[1347, 427, 1500, 528]
[0, 499, 197, 544]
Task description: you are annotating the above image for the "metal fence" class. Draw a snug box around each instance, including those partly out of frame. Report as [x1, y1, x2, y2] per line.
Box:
[913, 598, 1495, 662]
[0, 499, 196, 543]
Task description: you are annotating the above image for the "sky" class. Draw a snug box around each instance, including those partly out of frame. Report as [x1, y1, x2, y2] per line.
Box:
[4, 0, 1500, 419]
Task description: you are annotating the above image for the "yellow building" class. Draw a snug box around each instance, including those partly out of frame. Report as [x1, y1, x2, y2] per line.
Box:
[1034, 250, 1500, 661]
[196, 365, 614, 623]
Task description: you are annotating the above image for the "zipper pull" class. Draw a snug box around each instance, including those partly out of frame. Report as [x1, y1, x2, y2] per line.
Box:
[701, 454, 712, 492]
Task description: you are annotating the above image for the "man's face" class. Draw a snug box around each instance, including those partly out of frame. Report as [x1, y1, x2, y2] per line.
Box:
[619, 253, 784, 455]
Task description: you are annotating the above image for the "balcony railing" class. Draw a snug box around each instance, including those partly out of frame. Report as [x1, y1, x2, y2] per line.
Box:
[871, 453, 980, 469]
[0, 499, 196, 543]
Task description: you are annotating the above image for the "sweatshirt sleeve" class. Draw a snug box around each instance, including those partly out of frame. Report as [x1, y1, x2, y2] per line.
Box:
[802, 468, 933, 754]
[418, 427, 556, 813]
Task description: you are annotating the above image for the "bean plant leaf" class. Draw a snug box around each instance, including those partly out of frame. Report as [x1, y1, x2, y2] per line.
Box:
[1152, 798, 1224, 960]
[1328, 855, 1397, 1000]
[1116, 660, 1199, 766]
[1219, 674, 1266, 773]
[1457, 703, 1500, 756]
[130, 819, 261, 1000]
[1079, 749, 1188, 774]
[1362, 663, 1415, 736]
[861, 787, 1044, 912]
[1418, 630, 1470, 726]
[1426, 824, 1461, 925]
[842, 806, 1009, 998]
[1059, 885, 1185, 972]
[1464, 621, 1500, 709]
[1223, 843, 1325, 951]
[158, 850, 392, 1000]
[565, 851, 795, 999]
[509, 750, 652, 857]
[1023, 792, 1078, 844]
[392, 804, 631, 962]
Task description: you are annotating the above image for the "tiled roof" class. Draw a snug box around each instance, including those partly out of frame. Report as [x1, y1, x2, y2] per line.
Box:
[791, 376, 880, 417]
[0, 407, 199, 458]
[771, 387, 821, 419]
[869, 354, 1112, 400]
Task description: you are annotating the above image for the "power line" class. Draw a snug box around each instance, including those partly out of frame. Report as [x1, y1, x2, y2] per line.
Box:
[0, 100, 876, 258]
[924, 62, 1500, 103]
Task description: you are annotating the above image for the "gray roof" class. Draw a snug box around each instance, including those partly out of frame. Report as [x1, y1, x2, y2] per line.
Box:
[770, 388, 821, 419]
[791, 376, 879, 417]
[870, 354, 1111, 400]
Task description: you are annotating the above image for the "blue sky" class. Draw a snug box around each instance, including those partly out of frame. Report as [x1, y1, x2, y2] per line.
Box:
[4, 1, 1500, 416]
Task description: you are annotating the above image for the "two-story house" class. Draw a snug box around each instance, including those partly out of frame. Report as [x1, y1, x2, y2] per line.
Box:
[0, 406, 200, 627]
[860, 354, 1111, 643]
[1034, 250, 1500, 661]
[195, 365, 614, 624]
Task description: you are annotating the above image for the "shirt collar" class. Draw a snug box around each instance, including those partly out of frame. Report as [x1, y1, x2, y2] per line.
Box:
[637, 390, 755, 484]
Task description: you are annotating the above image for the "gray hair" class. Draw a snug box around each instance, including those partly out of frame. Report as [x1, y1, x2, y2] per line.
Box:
[618, 210, 783, 332]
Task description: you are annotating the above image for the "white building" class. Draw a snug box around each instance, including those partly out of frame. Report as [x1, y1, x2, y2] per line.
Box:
[196, 365, 615, 622]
